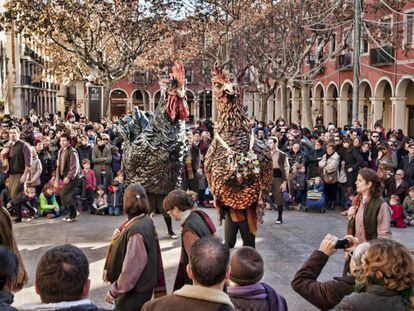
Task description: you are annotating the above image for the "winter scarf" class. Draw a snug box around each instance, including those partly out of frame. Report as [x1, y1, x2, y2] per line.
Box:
[227, 283, 287, 311]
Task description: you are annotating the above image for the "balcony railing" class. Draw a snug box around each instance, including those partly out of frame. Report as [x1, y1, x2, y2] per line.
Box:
[370, 46, 394, 67]
[336, 53, 353, 70]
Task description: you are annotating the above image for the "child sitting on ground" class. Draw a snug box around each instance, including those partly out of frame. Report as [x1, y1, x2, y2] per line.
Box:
[22, 186, 39, 222]
[92, 185, 108, 215]
[38, 184, 62, 219]
[107, 180, 123, 216]
[390, 195, 407, 228]
[403, 186, 414, 226]
[0, 178, 12, 214]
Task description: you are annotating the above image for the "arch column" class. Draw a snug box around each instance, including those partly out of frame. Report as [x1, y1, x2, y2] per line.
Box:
[391, 97, 407, 131]
[311, 98, 322, 126]
[194, 97, 200, 121]
[267, 95, 274, 122]
[149, 99, 155, 111]
[370, 97, 384, 129]
[291, 97, 300, 124]
[337, 98, 348, 127]
[323, 97, 335, 126]
[358, 99, 366, 127]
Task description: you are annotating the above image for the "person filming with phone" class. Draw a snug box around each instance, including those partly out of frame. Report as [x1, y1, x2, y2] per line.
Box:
[292, 234, 370, 311]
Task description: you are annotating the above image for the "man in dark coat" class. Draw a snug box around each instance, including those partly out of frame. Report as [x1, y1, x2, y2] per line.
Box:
[22, 245, 103, 311]
[142, 237, 234, 311]
[401, 141, 414, 187]
[56, 132, 80, 222]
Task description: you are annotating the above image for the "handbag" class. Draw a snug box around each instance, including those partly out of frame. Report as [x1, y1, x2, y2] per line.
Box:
[323, 168, 338, 184]
[339, 166, 347, 184]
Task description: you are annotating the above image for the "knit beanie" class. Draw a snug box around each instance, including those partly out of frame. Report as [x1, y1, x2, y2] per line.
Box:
[229, 246, 264, 286]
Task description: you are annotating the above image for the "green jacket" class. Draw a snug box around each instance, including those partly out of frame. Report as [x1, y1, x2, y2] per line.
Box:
[38, 193, 59, 216]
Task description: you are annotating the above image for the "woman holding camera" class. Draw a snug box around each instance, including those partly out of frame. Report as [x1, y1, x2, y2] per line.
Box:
[292, 234, 370, 310]
[335, 239, 414, 311]
[347, 168, 391, 243]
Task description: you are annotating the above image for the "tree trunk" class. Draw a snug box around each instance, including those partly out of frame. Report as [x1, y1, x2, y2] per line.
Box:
[259, 92, 270, 122]
[102, 82, 113, 118]
[280, 80, 287, 120]
[301, 83, 312, 129]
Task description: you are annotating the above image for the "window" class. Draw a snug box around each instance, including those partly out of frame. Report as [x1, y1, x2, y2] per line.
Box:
[330, 34, 336, 57]
[379, 16, 393, 45]
[405, 11, 414, 47]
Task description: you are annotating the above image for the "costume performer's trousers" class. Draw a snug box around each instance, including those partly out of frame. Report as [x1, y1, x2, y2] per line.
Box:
[224, 210, 255, 248]
[148, 193, 173, 233]
[61, 176, 79, 219]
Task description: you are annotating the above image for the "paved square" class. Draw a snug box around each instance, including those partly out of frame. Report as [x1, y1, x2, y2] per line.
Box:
[13, 208, 414, 310]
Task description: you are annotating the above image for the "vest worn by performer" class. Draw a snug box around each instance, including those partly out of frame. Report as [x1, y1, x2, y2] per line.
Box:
[106, 215, 158, 294]
[173, 211, 213, 291]
[348, 196, 383, 241]
[59, 146, 75, 178]
[9, 141, 26, 175]
[273, 152, 287, 181]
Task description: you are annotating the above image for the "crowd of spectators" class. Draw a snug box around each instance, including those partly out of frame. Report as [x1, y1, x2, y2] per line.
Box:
[0, 108, 414, 310]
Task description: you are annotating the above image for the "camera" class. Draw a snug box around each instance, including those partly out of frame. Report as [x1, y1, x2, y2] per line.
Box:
[335, 239, 349, 249]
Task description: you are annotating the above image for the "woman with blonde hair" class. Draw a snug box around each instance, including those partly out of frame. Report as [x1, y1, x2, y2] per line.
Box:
[0, 207, 28, 291]
[335, 239, 414, 310]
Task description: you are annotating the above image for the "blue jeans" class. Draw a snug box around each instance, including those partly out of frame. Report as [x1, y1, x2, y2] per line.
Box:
[108, 206, 121, 216]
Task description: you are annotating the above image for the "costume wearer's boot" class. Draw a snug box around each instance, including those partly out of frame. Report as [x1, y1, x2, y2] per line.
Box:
[164, 216, 177, 239]
[276, 205, 283, 224]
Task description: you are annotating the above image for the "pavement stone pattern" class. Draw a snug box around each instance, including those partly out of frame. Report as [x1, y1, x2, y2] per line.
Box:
[13, 207, 414, 311]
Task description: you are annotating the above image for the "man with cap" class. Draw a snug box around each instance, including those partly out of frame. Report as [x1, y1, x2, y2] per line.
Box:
[227, 246, 287, 311]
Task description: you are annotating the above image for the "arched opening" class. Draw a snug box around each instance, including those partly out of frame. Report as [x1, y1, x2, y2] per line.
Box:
[326, 83, 338, 126]
[313, 83, 325, 125]
[154, 91, 161, 109]
[340, 81, 353, 126]
[198, 90, 212, 119]
[132, 89, 150, 111]
[186, 90, 195, 123]
[396, 79, 414, 136]
[110, 89, 128, 117]
[374, 79, 393, 130]
[359, 81, 372, 129]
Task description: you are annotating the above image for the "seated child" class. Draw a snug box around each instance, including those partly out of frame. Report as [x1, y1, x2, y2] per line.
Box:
[312, 176, 324, 192]
[21, 186, 39, 222]
[390, 195, 407, 228]
[0, 179, 13, 215]
[403, 186, 414, 226]
[92, 185, 108, 215]
[107, 180, 122, 216]
[39, 184, 62, 219]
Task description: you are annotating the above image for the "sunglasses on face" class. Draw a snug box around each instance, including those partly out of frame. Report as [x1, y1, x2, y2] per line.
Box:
[372, 136, 379, 138]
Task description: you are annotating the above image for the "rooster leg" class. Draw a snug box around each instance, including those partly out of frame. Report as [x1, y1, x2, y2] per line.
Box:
[257, 189, 265, 224]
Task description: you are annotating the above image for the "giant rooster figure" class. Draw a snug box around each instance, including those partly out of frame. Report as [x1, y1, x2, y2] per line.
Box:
[122, 63, 189, 237]
[204, 66, 272, 248]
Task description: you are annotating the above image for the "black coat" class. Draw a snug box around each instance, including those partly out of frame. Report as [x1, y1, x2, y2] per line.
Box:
[341, 148, 363, 188]
[77, 145, 93, 168]
[401, 155, 414, 187]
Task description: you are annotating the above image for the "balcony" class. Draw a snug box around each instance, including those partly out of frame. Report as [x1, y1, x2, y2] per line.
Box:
[370, 46, 394, 67]
[21, 75, 32, 85]
[336, 53, 353, 70]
